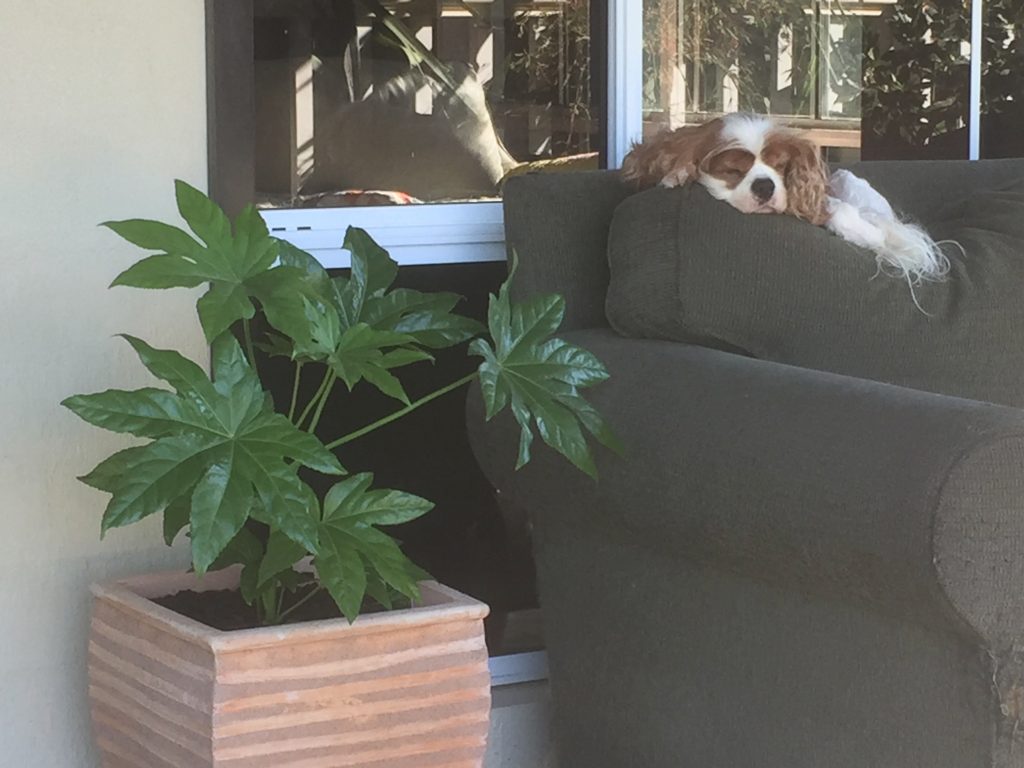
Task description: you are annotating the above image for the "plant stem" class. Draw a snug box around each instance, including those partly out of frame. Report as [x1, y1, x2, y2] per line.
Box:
[296, 369, 333, 428]
[274, 585, 286, 622]
[325, 372, 477, 451]
[288, 361, 304, 422]
[242, 318, 259, 375]
[258, 586, 278, 625]
[278, 585, 325, 623]
[306, 371, 338, 435]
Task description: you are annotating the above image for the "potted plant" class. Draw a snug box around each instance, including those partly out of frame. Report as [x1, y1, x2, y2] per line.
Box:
[64, 181, 618, 768]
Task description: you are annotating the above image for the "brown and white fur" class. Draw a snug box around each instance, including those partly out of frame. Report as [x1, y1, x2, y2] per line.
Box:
[622, 113, 950, 285]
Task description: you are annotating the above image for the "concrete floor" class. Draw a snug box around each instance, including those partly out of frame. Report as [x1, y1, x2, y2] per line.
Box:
[485, 681, 557, 768]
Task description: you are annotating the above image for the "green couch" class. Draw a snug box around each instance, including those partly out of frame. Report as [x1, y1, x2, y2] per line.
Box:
[468, 160, 1024, 767]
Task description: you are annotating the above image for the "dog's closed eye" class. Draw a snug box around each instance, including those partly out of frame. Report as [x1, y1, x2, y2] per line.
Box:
[620, 112, 952, 288]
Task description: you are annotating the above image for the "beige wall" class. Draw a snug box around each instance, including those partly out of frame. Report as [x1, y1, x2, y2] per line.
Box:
[0, 1, 208, 764]
[0, 4, 556, 765]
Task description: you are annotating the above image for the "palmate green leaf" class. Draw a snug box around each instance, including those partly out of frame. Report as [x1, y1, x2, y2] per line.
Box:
[78, 445, 147, 493]
[315, 532, 367, 621]
[269, 228, 483, 410]
[254, 331, 296, 360]
[323, 473, 434, 526]
[257, 530, 308, 590]
[363, 288, 484, 349]
[209, 525, 264, 573]
[103, 217, 213, 289]
[392, 310, 484, 349]
[163, 495, 191, 546]
[119, 335, 218, 402]
[329, 324, 418, 404]
[470, 265, 620, 479]
[295, 296, 342, 360]
[501, 294, 565, 361]
[244, 460, 321, 554]
[176, 179, 233, 253]
[247, 265, 329, 353]
[278, 239, 332, 291]
[109, 254, 212, 289]
[197, 282, 256, 343]
[356, 526, 424, 599]
[62, 332, 343, 573]
[332, 227, 399, 330]
[88, 434, 220, 533]
[331, 226, 483, 345]
[105, 180, 324, 344]
[189, 450, 251, 572]
[60, 387, 206, 439]
[314, 474, 433, 621]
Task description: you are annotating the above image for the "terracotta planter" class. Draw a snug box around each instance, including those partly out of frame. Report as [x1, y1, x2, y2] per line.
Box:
[87, 566, 491, 767]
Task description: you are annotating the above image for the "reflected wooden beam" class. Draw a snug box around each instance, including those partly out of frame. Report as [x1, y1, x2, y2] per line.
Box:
[206, 0, 255, 218]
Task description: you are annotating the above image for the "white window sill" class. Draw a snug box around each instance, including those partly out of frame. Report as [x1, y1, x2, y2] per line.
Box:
[260, 199, 507, 268]
[490, 650, 549, 687]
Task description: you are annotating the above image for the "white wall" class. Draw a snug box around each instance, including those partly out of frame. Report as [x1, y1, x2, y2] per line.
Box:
[0, 2, 208, 764]
[0, 5, 558, 766]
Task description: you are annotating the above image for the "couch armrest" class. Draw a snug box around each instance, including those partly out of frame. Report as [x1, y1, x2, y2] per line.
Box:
[502, 171, 632, 332]
[848, 158, 1024, 222]
[606, 178, 1024, 408]
[467, 328, 1024, 646]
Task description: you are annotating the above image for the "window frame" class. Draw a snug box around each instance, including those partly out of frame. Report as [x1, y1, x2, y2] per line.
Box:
[206, 0, 637, 268]
[207, 0, 986, 267]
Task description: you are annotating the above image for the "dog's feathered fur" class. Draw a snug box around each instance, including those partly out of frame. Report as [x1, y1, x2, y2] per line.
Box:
[622, 113, 951, 285]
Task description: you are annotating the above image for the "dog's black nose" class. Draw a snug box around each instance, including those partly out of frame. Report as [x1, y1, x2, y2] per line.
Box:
[751, 177, 775, 202]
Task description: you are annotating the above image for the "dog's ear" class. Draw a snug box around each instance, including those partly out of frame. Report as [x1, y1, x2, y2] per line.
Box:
[621, 120, 722, 189]
[777, 134, 830, 225]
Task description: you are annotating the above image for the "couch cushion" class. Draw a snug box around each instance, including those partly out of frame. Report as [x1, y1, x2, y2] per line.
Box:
[606, 169, 1024, 407]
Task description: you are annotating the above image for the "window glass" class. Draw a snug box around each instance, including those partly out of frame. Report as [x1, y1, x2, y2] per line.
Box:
[253, 0, 602, 208]
[981, 0, 1024, 158]
[640, 0, 983, 162]
[861, 0, 971, 159]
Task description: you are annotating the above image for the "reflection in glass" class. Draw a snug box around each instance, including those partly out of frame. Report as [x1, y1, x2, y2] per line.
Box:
[861, 0, 971, 159]
[981, 1, 1024, 158]
[639, 0, 1007, 162]
[254, 0, 600, 208]
[641, 0, 866, 156]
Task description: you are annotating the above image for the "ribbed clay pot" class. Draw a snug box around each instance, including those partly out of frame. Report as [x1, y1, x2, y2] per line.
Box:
[87, 565, 491, 767]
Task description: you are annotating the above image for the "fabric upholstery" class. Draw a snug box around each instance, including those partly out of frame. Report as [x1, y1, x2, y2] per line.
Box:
[606, 160, 1024, 407]
[469, 330, 1024, 767]
[502, 170, 631, 331]
[473, 164, 1024, 768]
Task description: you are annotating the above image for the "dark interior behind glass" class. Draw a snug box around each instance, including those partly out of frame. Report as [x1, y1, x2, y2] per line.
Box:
[251, 0, 603, 208]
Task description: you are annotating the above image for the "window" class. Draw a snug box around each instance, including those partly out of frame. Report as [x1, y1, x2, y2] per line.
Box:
[638, 0, 1024, 163]
[208, 0, 606, 267]
[980, 0, 1024, 158]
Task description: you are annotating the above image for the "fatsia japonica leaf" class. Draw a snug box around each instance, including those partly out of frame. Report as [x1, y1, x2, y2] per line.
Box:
[282, 226, 484, 402]
[329, 226, 402, 331]
[339, 228, 484, 347]
[104, 180, 324, 345]
[334, 227, 483, 345]
[256, 530, 309, 590]
[469, 257, 622, 479]
[330, 324, 419, 404]
[163, 495, 191, 546]
[208, 525, 264, 573]
[62, 333, 343, 574]
[364, 288, 485, 349]
[314, 473, 433, 622]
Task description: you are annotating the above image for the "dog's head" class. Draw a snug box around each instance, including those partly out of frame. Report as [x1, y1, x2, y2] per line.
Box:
[622, 113, 830, 225]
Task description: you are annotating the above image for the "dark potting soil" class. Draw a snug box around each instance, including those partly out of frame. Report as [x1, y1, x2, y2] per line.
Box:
[153, 588, 392, 631]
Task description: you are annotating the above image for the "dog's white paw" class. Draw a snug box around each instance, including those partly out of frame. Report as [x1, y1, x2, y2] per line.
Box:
[659, 168, 689, 188]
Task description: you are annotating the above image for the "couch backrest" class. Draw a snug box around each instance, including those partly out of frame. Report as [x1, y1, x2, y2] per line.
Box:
[605, 159, 1024, 407]
[502, 171, 630, 331]
[845, 159, 1024, 222]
